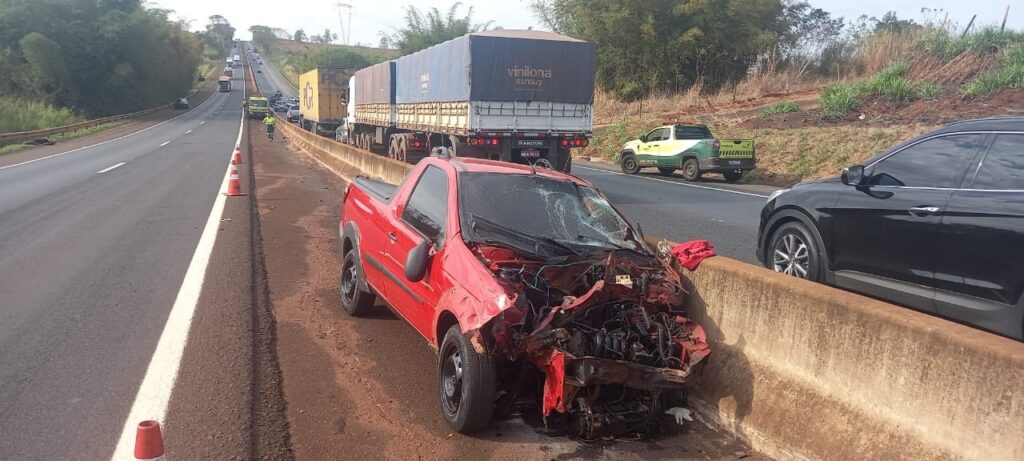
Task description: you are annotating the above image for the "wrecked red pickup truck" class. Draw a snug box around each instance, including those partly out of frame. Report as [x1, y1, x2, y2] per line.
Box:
[339, 156, 709, 438]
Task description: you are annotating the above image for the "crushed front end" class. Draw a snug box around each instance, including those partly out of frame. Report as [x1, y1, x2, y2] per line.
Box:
[475, 245, 710, 440]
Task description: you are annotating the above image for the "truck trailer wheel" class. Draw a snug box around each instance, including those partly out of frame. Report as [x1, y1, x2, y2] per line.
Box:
[438, 325, 496, 433]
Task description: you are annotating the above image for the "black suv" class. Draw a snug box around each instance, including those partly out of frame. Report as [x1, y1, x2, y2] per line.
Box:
[757, 117, 1024, 340]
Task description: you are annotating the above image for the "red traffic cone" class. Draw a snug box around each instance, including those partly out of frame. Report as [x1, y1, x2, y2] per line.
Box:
[134, 420, 166, 461]
[224, 165, 245, 196]
[231, 146, 243, 165]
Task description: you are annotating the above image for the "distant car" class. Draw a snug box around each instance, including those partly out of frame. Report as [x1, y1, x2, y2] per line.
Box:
[757, 117, 1024, 340]
[288, 97, 299, 105]
[173, 98, 189, 110]
[619, 124, 755, 182]
[287, 104, 301, 122]
[274, 104, 288, 114]
[257, 69, 262, 74]
[197, 75, 206, 82]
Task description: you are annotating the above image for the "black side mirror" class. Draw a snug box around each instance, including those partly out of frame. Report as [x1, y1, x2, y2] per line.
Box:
[842, 165, 866, 186]
[638, 134, 647, 143]
[404, 239, 431, 282]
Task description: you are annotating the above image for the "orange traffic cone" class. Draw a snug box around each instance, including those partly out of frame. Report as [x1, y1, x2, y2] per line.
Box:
[134, 420, 167, 461]
[231, 146, 243, 165]
[225, 164, 245, 196]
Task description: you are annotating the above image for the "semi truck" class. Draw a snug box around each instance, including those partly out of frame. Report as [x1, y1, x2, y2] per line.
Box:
[297, 68, 355, 136]
[218, 76, 231, 92]
[233, 55, 242, 67]
[346, 30, 596, 172]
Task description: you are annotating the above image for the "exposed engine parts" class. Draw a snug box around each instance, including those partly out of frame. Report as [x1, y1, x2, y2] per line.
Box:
[476, 246, 710, 440]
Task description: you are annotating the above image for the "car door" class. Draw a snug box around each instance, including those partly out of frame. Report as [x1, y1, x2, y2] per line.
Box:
[830, 133, 987, 311]
[380, 165, 449, 338]
[636, 127, 670, 166]
[933, 133, 1024, 337]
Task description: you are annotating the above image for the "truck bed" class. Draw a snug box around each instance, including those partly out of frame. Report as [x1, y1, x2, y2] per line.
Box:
[353, 176, 397, 203]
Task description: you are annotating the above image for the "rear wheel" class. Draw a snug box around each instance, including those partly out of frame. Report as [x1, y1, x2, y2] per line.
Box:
[768, 221, 822, 281]
[340, 249, 375, 316]
[438, 325, 495, 433]
[620, 153, 641, 174]
[681, 158, 702, 181]
[657, 167, 676, 176]
[723, 171, 744, 182]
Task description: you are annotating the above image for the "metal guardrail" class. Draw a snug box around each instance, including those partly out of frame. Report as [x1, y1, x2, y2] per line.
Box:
[0, 66, 220, 146]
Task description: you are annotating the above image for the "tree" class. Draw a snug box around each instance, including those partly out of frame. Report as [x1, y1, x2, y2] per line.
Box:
[0, 0, 205, 117]
[386, 2, 493, 55]
[872, 11, 919, 34]
[532, 0, 786, 100]
[315, 28, 337, 44]
[205, 15, 235, 55]
[294, 29, 307, 42]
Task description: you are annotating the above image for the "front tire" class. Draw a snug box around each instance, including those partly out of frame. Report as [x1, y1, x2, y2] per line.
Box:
[620, 153, 641, 174]
[768, 221, 822, 281]
[340, 249, 375, 316]
[438, 325, 496, 433]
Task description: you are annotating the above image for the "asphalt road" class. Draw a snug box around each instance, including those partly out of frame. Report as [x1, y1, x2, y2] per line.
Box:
[0, 69, 249, 458]
[252, 56, 775, 264]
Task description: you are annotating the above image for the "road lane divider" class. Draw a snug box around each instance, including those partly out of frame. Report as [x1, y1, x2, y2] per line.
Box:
[0, 91, 229, 172]
[159, 141, 170, 147]
[96, 162, 126, 174]
[574, 164, 770, 198]
[185, 130, 192, 134]
[109, 59, 247, 461]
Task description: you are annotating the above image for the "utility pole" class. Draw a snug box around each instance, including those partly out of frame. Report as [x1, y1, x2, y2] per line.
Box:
[1001, 5, 1010, 32]
[336, 3, 353, 45]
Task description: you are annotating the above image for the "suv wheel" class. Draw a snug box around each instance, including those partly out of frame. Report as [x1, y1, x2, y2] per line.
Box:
[681, 158, 702, 181]
[438, 325, 495, 433]
[340, 249, 375, 316]
[620, 153, 641, 174]
[723, 171, 744, 182]
[768, 222, 821, 281]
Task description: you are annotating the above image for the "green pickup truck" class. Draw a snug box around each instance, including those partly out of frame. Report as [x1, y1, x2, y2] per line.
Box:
[619, 124, 755, 182]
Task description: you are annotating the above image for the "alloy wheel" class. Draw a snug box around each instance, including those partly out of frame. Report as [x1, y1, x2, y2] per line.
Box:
[773, 233, 810, 278]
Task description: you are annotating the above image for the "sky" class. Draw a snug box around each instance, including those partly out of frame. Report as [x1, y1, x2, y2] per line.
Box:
[150, 0, 1022, 45]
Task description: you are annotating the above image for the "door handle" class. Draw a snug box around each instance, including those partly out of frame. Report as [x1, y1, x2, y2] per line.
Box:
[908, 206, 941, 216]
[387, 231, 398, 242]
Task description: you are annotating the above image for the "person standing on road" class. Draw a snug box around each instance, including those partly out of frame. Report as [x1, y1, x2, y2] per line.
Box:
[263, 113, 276, 141]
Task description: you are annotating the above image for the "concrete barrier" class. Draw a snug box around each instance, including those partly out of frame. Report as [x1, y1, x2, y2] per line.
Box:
[275, 120, 411, 185]
[676, 253, 1024, 461]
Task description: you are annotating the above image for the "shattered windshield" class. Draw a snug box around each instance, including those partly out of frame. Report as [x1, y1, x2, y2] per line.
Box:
[458, 173, 642, 256]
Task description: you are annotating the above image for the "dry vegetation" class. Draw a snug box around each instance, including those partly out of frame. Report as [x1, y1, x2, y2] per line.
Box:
[586, 27, 1024, 186]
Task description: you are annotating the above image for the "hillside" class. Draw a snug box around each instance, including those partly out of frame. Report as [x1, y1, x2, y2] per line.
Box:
[256, 38, 397, 88]
[582, 28, 1024, 186]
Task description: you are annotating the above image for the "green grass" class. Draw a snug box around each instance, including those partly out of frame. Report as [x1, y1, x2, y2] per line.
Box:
[820, 83, 861, 117]
[760, 101, 801, 116]
[963, 45, 1024, 95]
[0, 96, 82, 133]
[917, 81, 943, 100]
[859, 61, 918, 102]
[917, 27, 1024, 61]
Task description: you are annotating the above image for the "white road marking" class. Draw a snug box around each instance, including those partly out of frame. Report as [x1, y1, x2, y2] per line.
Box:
[0, 90, 220, 172]
[185, 129, 192, 134]
[96, 162, 126, 174]
[159, 141, 170, 147]
[574, 165, 770, 198]
[200, 121, 205, 125]
[109, 58, 247, 461]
